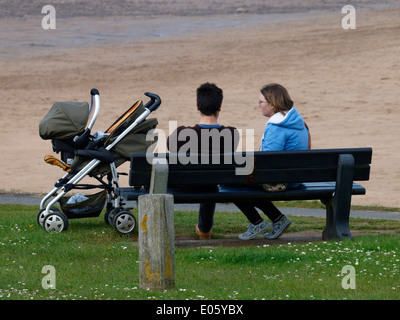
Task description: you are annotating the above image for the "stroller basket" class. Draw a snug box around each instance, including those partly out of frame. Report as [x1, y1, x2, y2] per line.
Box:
[59, 190, 107, 219]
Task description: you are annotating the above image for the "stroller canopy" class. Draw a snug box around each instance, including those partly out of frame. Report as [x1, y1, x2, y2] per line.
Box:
[71, 100, 158, 176]
[39, 101, 89, 140]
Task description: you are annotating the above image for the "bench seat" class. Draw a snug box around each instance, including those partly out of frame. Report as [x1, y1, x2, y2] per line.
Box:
[120, 182, 365, 203]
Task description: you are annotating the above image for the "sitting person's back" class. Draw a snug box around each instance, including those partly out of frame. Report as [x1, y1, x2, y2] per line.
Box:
[167, 83, 239, 239]
[168, 123, 238, 154]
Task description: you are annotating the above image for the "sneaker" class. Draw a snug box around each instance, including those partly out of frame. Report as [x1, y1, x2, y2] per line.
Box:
[264, 215, 291, 239]
[238, 220, 271, 240]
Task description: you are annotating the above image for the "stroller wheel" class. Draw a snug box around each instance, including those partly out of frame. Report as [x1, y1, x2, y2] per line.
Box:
[113, 210, 136, 234]
[37, 206, 61, 227]
[43, 211, 69, 233]
[104, 208, 115, 225]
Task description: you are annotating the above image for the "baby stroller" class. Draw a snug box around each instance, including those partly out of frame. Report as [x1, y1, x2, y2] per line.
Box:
[38, 88, 160, 234]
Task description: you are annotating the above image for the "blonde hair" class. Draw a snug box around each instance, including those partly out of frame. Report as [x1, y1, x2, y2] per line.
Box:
[261, 83, 293, 115]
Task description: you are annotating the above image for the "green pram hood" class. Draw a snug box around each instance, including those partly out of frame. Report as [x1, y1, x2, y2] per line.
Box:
[39, 101, 89, 140]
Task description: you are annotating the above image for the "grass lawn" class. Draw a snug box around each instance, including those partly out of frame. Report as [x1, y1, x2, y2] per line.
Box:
[0, 203, 399, 300]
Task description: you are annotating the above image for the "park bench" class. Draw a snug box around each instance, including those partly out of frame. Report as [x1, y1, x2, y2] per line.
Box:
[119, 148, 372, 241]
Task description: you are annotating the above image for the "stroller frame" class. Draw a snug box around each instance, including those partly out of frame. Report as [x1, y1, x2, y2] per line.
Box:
[38, 88, 161, 234]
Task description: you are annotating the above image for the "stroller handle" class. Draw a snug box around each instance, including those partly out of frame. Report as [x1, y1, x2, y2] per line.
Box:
[144, 92, 161, 112]
[88, 88, 100, 130]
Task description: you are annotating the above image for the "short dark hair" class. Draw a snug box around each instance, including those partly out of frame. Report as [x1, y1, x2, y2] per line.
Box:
[196, 83, 223, 116]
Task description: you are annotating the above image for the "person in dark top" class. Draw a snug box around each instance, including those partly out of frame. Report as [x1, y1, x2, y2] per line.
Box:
[167, 83, 239, 239]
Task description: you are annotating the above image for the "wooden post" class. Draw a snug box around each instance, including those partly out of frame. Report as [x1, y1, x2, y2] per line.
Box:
[138, 158, 175, 289]
[149, 158, 168, 194]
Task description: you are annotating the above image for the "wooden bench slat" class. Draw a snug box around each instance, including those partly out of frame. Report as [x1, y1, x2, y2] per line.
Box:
[129, 149, 372, 187]
[135, 148, 372, 168]
[130, 166, 371, 186]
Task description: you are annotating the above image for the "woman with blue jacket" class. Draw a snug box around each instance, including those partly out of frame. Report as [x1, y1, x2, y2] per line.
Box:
[236, 83, 310, 240]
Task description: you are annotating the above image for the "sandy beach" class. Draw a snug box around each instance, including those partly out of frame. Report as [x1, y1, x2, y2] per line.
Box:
[0, 0, 399, 207]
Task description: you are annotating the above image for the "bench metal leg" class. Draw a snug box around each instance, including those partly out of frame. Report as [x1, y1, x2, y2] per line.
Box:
[322, 154, 355, 241]
[322, 197, 353, 240]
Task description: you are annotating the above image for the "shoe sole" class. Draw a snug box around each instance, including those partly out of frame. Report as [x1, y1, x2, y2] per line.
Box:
[264, 220, 292, 240]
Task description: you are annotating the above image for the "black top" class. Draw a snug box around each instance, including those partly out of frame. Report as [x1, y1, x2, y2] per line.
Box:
[167, 124, 239, 154]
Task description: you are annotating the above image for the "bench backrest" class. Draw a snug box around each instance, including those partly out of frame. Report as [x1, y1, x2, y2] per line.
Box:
[129, 148, 372, 187]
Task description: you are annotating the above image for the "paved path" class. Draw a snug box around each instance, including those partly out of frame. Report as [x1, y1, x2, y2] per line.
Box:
[1, 194, 400, 220]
